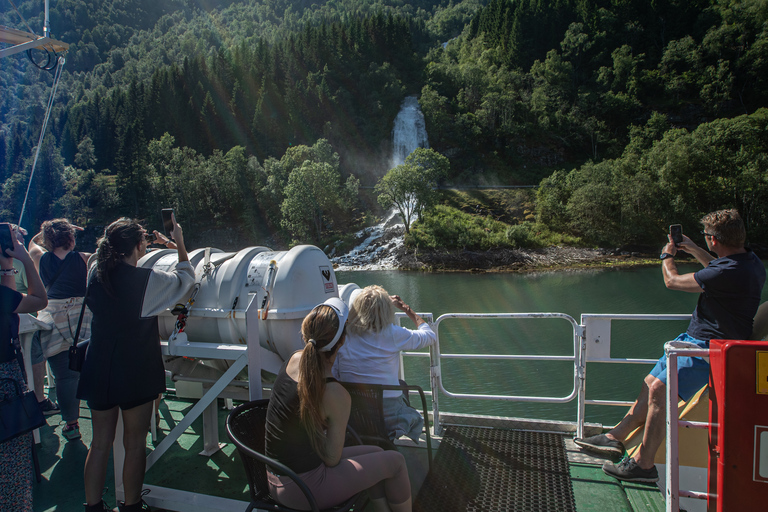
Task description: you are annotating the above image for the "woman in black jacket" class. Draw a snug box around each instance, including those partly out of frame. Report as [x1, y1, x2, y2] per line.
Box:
[78, 217, 194, 512]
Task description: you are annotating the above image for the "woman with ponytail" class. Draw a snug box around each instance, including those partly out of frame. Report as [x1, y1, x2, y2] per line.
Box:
[77, 216, 194, 512]
[265, 297, 412, 512]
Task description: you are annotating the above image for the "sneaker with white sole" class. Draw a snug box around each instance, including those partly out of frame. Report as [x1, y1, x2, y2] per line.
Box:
[573, 433, 625, 461]
[62, 422, 81, 441]
[602, 457, 659, 483]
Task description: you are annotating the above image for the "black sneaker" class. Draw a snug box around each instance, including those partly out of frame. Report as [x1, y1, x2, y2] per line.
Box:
[39, 398, 60, 416]
[603, 457, 659, 483]
[573, 433, 625, 461]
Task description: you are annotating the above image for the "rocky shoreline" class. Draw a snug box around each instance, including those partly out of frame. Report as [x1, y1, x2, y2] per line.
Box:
[393, 245, 659, 272]
[332, 219, 768, 273]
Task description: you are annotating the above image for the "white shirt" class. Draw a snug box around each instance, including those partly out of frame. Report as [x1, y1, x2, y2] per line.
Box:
[333, 323, 436, 398]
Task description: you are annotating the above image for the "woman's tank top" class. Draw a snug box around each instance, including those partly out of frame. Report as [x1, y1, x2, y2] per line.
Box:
[265, 361, 338, 474]
[40, 251, 87, 299]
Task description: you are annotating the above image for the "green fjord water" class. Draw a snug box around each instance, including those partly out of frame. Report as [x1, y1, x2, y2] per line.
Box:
[337, 264, 768, 427]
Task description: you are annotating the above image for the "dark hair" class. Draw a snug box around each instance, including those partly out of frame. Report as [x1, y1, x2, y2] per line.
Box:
[297, 305, 345, 457]
[94, 218, 144, 295]
[41, 219, 75, 252]
[701, 209, 746, 248]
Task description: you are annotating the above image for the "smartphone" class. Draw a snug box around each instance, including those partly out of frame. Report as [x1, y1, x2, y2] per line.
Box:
[145, 232, 157, 243]
[669, 224, 683, 245]
[0, 223, 14, 256]
[161, 209, 174, 238]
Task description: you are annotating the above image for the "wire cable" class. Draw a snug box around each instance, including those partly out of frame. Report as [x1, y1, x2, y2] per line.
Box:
[17, 55, 66, 227]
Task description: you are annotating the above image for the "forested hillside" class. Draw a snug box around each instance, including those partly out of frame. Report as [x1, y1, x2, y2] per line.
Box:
[1, 0, 767, 251]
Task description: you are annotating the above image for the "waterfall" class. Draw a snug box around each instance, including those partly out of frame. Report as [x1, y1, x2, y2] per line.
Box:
[391, 96, 429, 168]
[331, 96, 429, 270]
[331, 210, 405, 270]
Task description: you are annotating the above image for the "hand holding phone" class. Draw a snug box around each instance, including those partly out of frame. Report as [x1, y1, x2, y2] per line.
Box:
[0, 223, 13, 257]
[669, 224, 683, 246]
[161, 209, 175, 239]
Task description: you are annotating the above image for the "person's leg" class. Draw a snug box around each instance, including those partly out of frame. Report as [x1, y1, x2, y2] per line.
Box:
[634, 375, 667, 469]
[608, 378, 651, 442]
[120, 401, 154, 507]
[84, 407, 120, 506]
[382, 395, 423, 443]
[47, 351, 81, 427]
[312, 446, 411, 510]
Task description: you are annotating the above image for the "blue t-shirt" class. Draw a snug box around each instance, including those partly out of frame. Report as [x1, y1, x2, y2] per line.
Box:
[688, 249, 766, 341]
[1, 285, 23, 362]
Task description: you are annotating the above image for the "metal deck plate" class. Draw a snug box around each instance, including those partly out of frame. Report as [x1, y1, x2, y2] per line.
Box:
[414, 426, 576, 512]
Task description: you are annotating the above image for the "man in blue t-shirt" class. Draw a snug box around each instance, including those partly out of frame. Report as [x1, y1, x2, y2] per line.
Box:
[575, 209, 766, 483]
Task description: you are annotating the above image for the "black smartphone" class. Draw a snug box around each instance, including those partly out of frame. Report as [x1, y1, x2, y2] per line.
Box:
[161, 209, 174, 237]
[145, 232, 157, 243]
[0, 223, 14, 256]
[669, 224, 683, 245]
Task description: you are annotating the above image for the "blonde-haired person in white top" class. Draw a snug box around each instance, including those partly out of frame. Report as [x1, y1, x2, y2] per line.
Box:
[332, 285, 436, 442]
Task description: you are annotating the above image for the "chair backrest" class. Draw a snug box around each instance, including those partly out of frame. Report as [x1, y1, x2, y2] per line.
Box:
[341, 383, 397, 451]
[226, 399, 272, 503]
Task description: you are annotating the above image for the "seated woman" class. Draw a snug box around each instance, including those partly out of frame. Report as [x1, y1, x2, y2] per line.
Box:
[265, 298, 412, 512]
[333, 285, 436, 443]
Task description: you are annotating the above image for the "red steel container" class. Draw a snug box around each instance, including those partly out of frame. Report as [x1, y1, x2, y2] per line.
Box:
[708, 339, 768, 511]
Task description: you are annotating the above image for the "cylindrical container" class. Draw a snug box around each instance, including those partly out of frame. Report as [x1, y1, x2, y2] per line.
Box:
[138, 245, 340, 362]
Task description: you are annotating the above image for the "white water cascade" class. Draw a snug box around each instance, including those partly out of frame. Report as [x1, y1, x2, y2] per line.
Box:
[330, 210, 405, 271]
[332, 96, 430, 270]
[390, 95, 429, 168]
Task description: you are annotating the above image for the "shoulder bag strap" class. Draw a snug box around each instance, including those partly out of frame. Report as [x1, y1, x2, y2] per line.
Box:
[72, 284, 90, 345]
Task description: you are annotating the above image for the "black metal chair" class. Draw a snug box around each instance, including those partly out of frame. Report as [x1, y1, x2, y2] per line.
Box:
[340, 382, 433, 471]
[225, 399, 369, 512]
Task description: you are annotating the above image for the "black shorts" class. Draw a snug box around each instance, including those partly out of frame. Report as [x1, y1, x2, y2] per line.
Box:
[87, 394, 158, 412]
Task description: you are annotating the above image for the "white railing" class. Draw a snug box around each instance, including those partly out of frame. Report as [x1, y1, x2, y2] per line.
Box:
[397, 313, 692, 438]
[664, 341, 714, 512]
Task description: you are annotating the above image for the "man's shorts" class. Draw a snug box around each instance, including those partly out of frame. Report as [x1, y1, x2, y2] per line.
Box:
[649, 332, 709, 401]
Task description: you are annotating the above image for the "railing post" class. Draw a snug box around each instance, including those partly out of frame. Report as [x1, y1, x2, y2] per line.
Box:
[430, 341, 442, 436]
[665, 342, 680, 512]
[576, 322, 587, 439]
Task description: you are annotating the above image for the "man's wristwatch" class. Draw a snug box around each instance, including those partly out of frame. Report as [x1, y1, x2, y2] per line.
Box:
[660, 252, 674, 260]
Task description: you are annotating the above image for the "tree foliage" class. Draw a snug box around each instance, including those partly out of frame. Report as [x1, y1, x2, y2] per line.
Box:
[375, 148, 449, 232]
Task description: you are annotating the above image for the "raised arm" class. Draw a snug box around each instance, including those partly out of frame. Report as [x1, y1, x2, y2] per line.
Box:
[661, 236, 704, 293]
[676, 234, 715, 267]
[28, 230, 46, 270]
[3, 228, 47, 313]
[391, 295, 427, 328]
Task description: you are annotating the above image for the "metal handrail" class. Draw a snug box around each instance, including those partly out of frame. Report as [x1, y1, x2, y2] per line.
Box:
[395, 312, 696, 439]
[429, 312, 582, 435]
[664, 341, 712, 512]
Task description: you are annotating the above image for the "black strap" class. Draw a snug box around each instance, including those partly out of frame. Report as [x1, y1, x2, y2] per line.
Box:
[72, 283, 90, 346]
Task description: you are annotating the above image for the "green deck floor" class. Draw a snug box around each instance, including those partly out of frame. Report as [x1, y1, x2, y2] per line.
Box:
[32, 396, 664, 512]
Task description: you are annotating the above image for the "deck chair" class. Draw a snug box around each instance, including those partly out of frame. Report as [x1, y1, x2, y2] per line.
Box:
[340, 382, 433, 471]
[225, 399, 369, 512]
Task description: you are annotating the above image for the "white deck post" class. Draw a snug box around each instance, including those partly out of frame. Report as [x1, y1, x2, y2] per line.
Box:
[246, 295, 262, 401]
[665, 342, 680, 512]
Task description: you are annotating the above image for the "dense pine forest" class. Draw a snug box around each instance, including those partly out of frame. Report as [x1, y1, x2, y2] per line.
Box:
[1, 0, 767, 251]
